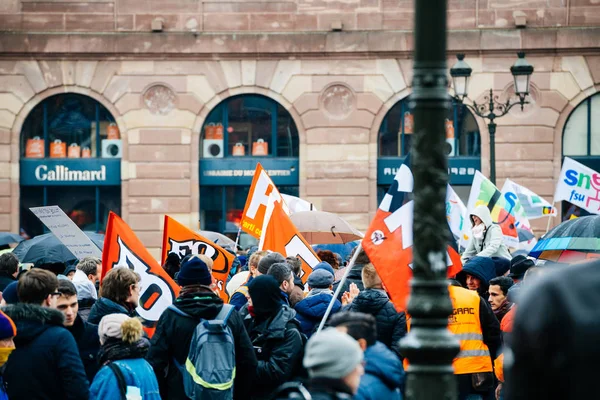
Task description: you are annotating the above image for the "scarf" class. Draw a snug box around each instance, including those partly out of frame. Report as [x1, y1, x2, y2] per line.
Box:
[308, 288, 334, 297]
[494, 300, 512, 321]
[98, 337, 150, 366]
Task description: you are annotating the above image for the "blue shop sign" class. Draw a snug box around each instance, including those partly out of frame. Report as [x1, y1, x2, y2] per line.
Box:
[200, 158, 299, 186]
[378, 157, 480, 186]
[20, 159, 121, 186]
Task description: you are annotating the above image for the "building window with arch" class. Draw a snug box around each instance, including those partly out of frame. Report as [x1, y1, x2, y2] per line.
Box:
[20, 94, 122, 237]
[199, 94, 300, 248]
[377, 97, 481, 204]
[561, 93, 600, 220]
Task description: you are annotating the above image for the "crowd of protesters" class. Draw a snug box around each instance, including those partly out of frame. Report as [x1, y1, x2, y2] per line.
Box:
[0, 201, 595, 400]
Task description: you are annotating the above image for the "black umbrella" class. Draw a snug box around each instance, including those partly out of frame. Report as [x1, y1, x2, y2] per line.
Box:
[13, 232, 104, 265]
[0, 233, 24, 247]
[530, 215, 600, 258]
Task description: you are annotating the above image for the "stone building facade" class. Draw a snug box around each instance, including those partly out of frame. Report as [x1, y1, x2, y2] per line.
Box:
[0, 0, 599, 258]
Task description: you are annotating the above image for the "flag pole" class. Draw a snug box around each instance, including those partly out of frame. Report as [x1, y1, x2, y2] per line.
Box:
[545, 200, 556, 234]
[233, 226, 242, 251]
[316, 242, 363, 333]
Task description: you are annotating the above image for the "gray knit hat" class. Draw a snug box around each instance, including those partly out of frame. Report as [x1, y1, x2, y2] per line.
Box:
[258, 252, 286, 275]
[303, 328, 363, 379]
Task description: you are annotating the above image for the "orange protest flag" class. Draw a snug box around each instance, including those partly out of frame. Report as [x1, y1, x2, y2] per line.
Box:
[259, 197, 320, 283]
[161, 215, 234, 302]
[102, 212, 180, 337]
[240, 163, 289, 239]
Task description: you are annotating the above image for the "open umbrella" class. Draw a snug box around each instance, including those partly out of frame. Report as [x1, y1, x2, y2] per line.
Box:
[199, 231, 236, 250]
[0, 233, 24, 247]
[289, 211, 364, 245]
[12, 231, 104, 265]
[529, 215, 600, 262]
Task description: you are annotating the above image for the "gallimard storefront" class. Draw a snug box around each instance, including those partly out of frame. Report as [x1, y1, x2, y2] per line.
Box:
[19, 94, 121, 237]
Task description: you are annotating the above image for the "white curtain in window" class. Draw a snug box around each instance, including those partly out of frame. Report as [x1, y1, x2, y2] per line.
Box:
[591, 95, 600, 155]
[563, 100, 588, 156]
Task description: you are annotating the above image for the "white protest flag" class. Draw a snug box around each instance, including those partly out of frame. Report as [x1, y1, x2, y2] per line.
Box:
[502, 179, 556, 220]
[446, 184, 468, 246]
[555, 157, 600, 215]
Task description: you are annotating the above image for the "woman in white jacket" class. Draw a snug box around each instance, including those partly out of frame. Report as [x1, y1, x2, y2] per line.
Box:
[461, 205, 511, 263]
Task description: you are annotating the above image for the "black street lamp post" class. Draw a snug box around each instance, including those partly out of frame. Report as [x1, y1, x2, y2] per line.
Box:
[399, 0, 460, 399]
[450, 52, 534, 185]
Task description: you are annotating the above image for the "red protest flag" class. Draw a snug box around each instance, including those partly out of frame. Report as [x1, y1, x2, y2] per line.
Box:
[102, 212, 180, 336]
[161, 215, 234, 302]
[259, 197, 320, 283]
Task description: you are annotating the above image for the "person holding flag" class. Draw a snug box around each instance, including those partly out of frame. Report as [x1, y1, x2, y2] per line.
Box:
[461, 205, 512, 264]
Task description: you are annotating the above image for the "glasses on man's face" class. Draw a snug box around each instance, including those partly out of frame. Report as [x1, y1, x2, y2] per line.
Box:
[50, 291, 62, 297]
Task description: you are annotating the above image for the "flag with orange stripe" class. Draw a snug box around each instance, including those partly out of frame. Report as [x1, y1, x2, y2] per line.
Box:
[102, 212, 180, 337]
[161, 215, 234, 302]
[259, 196, 320, 283]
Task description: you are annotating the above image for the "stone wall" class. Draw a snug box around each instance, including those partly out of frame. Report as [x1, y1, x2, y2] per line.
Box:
[1, 51, 599, 254]
[1, 0, 598, 33]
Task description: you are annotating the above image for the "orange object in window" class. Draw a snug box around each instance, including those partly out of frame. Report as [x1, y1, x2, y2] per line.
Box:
[81, 147, 92, 158]
[232, 143, 245, 156]
[252, 139, 268, 156]
[107, 123, 120, 139]
[404, 112, 414, 134]
[205, 123, 224, 140]
[68, 143, 81, 158]
[25, 136, 45, 158]
[446, 119, 455, 139]
[50, 139, 66, 158]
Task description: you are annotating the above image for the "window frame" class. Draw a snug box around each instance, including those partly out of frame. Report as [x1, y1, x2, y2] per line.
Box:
[562, 93, 598, 157]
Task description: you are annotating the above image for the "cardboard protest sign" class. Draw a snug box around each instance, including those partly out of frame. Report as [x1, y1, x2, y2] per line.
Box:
[162, 216, 234, 302]
[241, 163, 289, 238]
[103, 212, 180, 336]
[29, 205, 102, 259]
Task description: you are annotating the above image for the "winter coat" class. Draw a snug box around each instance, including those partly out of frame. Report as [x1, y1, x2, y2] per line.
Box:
[88, 297, 135, 325]
[77, 298, 95, 322]
[0, 272, 15, 292]
[356, 342, 405, 400]
[146, 290, 257, 400]
[461, 205, 511, 263]
[90, 358, 160, 400]
[2, 303, 89, 400]
[244, 305, 305, 399]
[306, 378, 354, 400]
[348, 289, 407, 359]
[66, 313, 100, 382]
[505, 260, 600, 400]
[294, 290, 342, 337]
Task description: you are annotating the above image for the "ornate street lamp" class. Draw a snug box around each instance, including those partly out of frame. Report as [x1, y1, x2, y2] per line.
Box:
[450, 52, 534, 184]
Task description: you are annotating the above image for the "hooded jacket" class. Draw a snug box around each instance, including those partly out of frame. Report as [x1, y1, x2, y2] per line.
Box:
[146, 289, 257, 400]
[294, 291, 342, 337]
[87, 297, 135, 325]
[355, 342, 405, 400]
[347, 289, 407, 360]
[66, 313, 100, 383]
[90, 358, 160, 400]
[3, 303, 90, 400]
[244, 305, 305, 399]
[461, 205, 511, 263]
[459, 256, 497, 297]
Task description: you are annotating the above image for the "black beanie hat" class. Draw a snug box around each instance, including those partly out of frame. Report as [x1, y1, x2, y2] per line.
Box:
[258, 252, 286, 275]
[177, 256, 212, 287]
[247, 275, 282, 317]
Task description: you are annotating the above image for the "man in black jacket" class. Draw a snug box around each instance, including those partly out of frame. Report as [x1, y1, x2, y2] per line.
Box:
[147, 256, 257, 399]
[346, 263, 406, 359]
[244, 275, 305, 399]
[3, 268, 89, 400]
[333, 248, 369, 301]
[56, 279, 100, 382]
[0, 253, 18, 292]
[504, 260, 600, 400]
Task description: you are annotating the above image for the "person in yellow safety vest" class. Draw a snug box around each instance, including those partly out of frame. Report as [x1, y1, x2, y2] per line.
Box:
[405, 283, 501, 400]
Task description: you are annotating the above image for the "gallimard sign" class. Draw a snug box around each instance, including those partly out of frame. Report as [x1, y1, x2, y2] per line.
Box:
[21, 159, 121, 186]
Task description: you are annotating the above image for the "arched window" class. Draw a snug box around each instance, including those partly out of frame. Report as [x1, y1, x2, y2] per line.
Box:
[377, 97, 481, 205]
[561, 93, 600, 220]
[20, 94, 121, 237]
[378, 98, 480, 157]
[201, 94, 299, 158]
[199, 95, 300, 244]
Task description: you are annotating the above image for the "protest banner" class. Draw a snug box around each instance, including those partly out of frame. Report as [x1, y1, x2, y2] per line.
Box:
[241, 163, 289, 238]
[162, 216, 234, 302]
[502, 179, 556, 220]
[259, 195, 320, 283]
[554, 157, 600, 215]
[446, 185, 468, 246]
[29, 205, 102, 259]
[103, 212, 180, 336]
